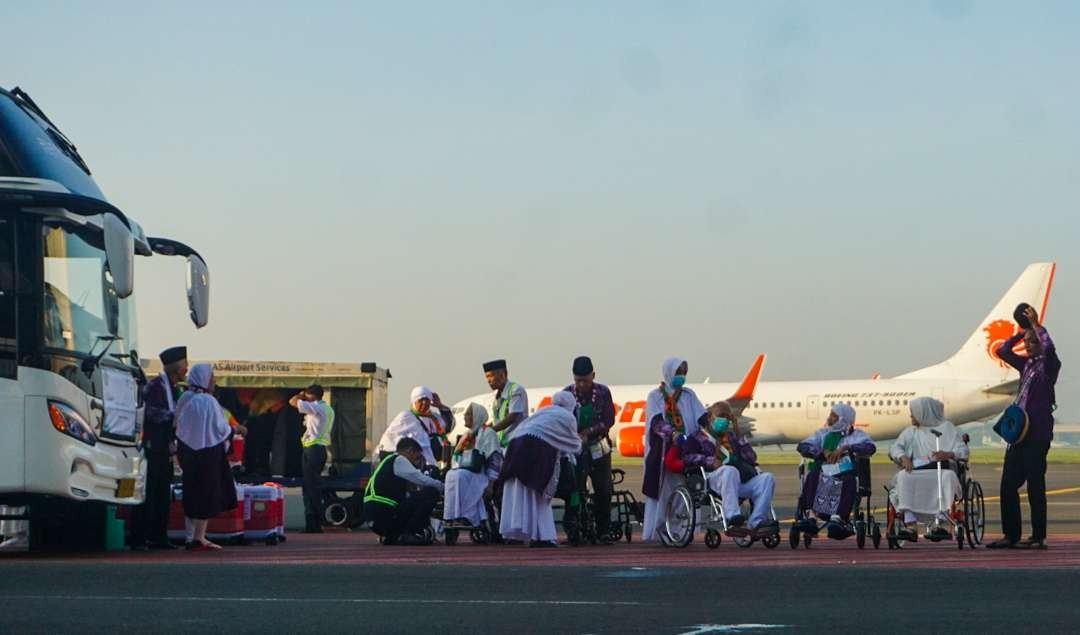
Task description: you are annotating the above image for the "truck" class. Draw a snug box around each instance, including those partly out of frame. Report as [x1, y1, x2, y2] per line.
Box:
[0, 87, 209, 548]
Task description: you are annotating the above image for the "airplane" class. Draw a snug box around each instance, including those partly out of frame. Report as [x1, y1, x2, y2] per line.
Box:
[452, 262, 1056, 458]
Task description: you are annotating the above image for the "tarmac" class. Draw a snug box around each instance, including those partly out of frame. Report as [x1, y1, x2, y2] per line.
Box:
[1, 462, 1078, 633]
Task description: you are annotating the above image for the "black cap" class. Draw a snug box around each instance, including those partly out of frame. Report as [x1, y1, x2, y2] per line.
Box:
[1014, 303, 1034, 330]
[572, 356, 594, 376]
[482, 359, 507, 373]
[159, 346, 187, 366]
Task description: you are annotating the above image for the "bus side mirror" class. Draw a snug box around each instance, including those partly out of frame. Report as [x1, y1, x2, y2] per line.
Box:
[103, 213, 134, 298]
[187, 254, 209, 328]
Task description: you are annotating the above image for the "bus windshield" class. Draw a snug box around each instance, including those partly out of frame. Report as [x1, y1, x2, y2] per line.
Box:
[42, 222, 138, 358]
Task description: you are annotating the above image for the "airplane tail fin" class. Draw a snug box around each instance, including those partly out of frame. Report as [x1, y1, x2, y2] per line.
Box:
[899, 262, 1055, 381]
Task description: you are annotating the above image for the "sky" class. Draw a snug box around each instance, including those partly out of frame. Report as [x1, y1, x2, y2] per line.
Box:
[5, 1, 1078, 420]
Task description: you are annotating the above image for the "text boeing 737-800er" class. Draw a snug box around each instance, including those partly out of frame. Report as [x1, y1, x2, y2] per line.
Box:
[453, 262, 1055, 458]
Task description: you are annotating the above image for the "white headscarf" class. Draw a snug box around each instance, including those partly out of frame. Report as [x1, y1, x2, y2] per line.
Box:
[829, 403, 857, 433]
[644, 357, 705, 469]
[410, 386, 433, 404]
[508, 391, 582, 455]
[465, 402, 501, 457]
[661, 356, 685, 387]
[174, 364, 232, 451]
[890, 397, 966, 461]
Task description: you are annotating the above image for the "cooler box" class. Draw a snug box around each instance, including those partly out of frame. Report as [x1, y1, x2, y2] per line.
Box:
[166, 484, 247, 544]
[262, 482, 287, 539]
[228, 435, 245, 469]
[243, 485, 283, 544]
[206, 484, 246, 542]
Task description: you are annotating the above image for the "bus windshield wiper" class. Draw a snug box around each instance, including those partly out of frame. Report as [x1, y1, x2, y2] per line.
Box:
[10, 87, 92, 175]
[81, 335, 122, 376]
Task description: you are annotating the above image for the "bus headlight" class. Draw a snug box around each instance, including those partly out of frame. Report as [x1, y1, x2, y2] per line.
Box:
[48, 401, 97, 446]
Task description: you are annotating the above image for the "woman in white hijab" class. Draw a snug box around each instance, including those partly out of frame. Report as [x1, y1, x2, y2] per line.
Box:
[375, 386, 451, 466]
[795, 403, 877, 528]
[174, 364, 238, 551]
[443, 403, 502, 528]
[641, 357, 708, 543]
[889, 397, 968, 540]
[498, 391, 582, 547]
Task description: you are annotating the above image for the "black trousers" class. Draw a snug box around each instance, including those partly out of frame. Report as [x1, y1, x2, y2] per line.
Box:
[302, 445, 328, 521]
[131, 452, 172, 545]
[562, 450, 613, 535]
[365, 488, 438, 542]
[1000, 440, 1051, 541]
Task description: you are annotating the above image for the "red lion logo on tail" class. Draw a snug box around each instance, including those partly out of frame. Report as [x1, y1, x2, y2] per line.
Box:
[985, 319, 1024, 368]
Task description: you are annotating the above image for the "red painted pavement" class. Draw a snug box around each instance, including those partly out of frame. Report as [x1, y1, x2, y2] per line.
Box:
[6, 531, 1080, 570]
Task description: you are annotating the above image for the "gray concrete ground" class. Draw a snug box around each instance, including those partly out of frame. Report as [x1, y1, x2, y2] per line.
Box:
[0, 563, 1076, 634]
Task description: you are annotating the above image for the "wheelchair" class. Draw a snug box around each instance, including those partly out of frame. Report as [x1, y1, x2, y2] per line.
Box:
[433, 460, 502, 546]
[790, 454, 881, 549]
[883, 458, 985, 550]
[610, 468, 645, 543]
[663, 465, 781, 549]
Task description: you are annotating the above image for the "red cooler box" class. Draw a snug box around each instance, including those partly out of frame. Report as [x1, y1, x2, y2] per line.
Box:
[243, 485, 282, 544]
[227, 435, 245, 469]
[167, 484, 247, 544]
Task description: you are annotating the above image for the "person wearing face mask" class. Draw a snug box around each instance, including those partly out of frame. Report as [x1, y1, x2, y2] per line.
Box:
[443, 403, 502, 529]
[795, 403, 877, 531]
[376, 386, 448, 467]
[641, 357, 710, 543]
[498, 391, 582, 547]
[682, 401, 778, 538]
[888, 397, 967, 542]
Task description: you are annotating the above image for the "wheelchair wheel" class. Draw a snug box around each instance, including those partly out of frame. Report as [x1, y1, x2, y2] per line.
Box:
[871, 521, 882, 549]
[664, 486, 696, 548]
[803, 532, 813, 549]
[855, 514, 866, 550]
[422, 526, 436, 545]
[705, 529, 722, 550]
[762, 532, 781, 549]
[470, 524, 491, 544]
[624, 523, 633, 544]
[609, 525, 624, 542]
[444, 529, 459, 546]
[965, 480, 985, 547]
[789, 525, 800, 550]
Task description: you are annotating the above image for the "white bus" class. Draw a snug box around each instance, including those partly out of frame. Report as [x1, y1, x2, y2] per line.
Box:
[0, 87, 209, 545]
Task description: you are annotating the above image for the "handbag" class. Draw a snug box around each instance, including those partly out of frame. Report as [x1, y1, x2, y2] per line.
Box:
[456, 449, 486, 473]
[554, 457, 577, 499]
[993, 404, 1030, 445]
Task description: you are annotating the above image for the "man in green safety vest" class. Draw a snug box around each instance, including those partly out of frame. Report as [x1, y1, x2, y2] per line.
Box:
[363, 437, 444, 545]
[290, 384, 335, 533]
[483, 359, 529, 448]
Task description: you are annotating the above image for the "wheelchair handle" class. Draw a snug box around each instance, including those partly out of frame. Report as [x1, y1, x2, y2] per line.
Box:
[611, 468, 626, 486]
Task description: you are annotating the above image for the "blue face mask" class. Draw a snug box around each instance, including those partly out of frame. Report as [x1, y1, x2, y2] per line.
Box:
[671, 375, 686, 389]
[711, 418, 731, 435]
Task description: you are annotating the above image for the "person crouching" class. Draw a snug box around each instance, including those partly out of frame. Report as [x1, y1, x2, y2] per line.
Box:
[363, 438, 444, 545]
[498, 391, 582, 547]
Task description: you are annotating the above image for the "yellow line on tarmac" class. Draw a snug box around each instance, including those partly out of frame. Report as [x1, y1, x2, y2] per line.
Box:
[863, 486, 1080, 515]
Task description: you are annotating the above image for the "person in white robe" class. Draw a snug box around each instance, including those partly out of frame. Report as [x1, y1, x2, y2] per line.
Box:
[443, 403, 502, 527]
[641, 357, 707, 543]
[889, 396, 968, 539]
[174, 364, 238, 551]
[376, 386, 443, 466]
[498, 391, 581, 546]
